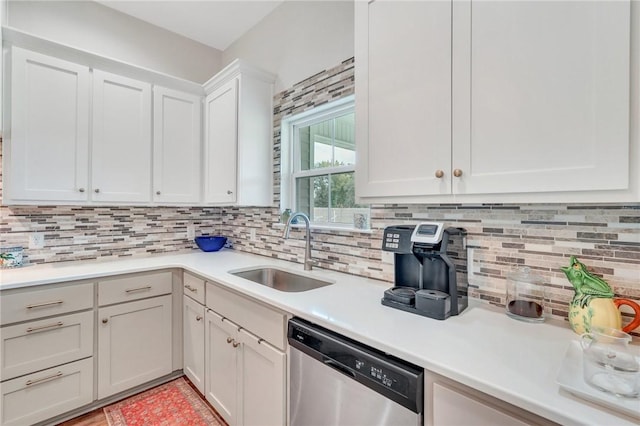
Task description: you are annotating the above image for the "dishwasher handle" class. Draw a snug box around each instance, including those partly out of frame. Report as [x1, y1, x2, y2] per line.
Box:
[323, 358, 357, 379]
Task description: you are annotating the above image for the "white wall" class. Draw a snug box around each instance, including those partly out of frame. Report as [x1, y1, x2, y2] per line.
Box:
[222, 0, 354, 93]
[6, 0, 222, 83]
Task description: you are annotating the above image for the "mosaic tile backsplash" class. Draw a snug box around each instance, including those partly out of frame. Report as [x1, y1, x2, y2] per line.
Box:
[1, 57, 638, 334]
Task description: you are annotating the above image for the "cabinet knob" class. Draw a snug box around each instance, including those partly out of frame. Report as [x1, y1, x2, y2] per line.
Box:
[226, 337, 233, 344]
[435, 170, 444, 179]
[453, 169, 463, 178]
[94, 188, 100, 193]
[196, 315, 202, 321]
[156, 191, 161, 195]
[227, 190, 233, 195]
[232, 341, 240, 348]
[102, 318, 108, 324]
[79, 188, 85, 193]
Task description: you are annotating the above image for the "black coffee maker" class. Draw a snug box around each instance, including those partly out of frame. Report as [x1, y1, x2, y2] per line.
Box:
[381, 222, 468, 320]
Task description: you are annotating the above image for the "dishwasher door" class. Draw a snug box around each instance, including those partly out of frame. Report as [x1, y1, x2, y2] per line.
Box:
[289, 317, 424, 426]
[290, 348, 421, 426]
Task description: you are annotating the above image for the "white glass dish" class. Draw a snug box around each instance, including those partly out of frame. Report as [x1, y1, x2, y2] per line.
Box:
[556, 341, 640, 420]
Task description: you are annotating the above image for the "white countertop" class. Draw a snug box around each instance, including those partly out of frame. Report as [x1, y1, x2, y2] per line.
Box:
[1, 250, 638, 425]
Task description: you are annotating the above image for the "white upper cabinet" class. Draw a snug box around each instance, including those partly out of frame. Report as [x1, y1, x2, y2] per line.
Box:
[203, 60, 275, 206]
[355, 0, 452, 198]
[92, 70, 152, 203]
[356, 0, 635, 203]
[153, 86, 203, 204]
[6, 47, 90, 202]
[452, 0, 630, 195]
[204, 78, 238, 204]
[3, 39, 277, 207]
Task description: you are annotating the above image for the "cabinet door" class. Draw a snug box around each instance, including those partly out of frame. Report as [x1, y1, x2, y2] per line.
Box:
[205, 310, 239, 425]
[183, 295, 205, 394]
[452, 0, 630, 195]
[204, 78, 238, 204]
[237, 329, 286, 426]
[355, 0, 452, 198]
[92, 70, 152, 202]
[98, 295, 172, 399]
[431, 382, 529, 426]
[153, 86, 202, 204]
[7, 47, 89, 202]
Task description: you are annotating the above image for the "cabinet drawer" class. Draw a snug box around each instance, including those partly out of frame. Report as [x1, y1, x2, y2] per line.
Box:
[183, 272, 205, 304]
[206, 283, 286, 350]
[98, 271, 172, 306]
[1, 357, 93, 426]
[1, 282, 94, 325]
[1, 311, 94, 381]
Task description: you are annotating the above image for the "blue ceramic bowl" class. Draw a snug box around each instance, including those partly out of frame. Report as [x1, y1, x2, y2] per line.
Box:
[195, 236, 227, 252]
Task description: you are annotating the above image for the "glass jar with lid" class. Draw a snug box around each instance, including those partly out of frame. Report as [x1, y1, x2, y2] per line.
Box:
[506, 267, 545, 322]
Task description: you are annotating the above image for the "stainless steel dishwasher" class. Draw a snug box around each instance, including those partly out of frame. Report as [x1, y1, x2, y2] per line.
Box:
[288, 317, 424, 426]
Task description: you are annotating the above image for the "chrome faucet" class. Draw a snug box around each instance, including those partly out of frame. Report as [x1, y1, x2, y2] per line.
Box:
[283, 212, 315, 271]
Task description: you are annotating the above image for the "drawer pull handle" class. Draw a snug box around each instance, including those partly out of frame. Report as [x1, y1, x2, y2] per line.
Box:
[125, 286, 152, 294]
[26, 300, 63, 309]
[258, 338, 264, 345]
[185, 285, 198, 293]
[26, 321, 64, 333]
[102, 318, 109, 324]
[196, 315, 202, 321]
[232, 341, 240, 348]
[226, 337, 233, 344]
[26, 371, 63, 386]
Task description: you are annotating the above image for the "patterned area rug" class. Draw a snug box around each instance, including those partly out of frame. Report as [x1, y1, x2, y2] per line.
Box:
[104, 378, 224, 426]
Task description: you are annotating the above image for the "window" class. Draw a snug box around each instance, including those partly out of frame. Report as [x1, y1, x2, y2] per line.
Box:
[281, 95, 368, 229]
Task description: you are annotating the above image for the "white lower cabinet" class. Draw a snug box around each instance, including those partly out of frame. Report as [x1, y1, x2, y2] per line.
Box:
[0, 281, 95, 426]
[206, 310, 239, 423]
[204, 282, 287, 426]
[0, 355, 93, 426]
[183, 294, 205, 394]
[98, 295, 173, 399]
[1, 310, 94, 381]
[237, 328, 286, 426]
[425, 371, 554, 426]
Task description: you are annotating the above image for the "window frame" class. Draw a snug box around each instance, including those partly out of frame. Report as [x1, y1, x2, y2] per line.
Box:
[280, 95, 365, 230]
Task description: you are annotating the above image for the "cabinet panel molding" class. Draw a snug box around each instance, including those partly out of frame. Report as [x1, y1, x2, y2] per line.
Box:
[355, 0, 452, 198]
[92, 69, 152, 203]
[204, 78, 238, 204]
[6, 47, 90, 202]
[0, 357, 93, 426]
[183, 295, 205, 394]
[452, 0, 630, 195]
[153, 86, 203, 204]
[1, 311, 93, 381]
[98, 295, 172, 399]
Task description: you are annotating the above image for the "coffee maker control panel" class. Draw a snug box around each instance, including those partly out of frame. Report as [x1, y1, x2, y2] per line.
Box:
[411, 222, 445, 245]
[382, 225, 414, 252]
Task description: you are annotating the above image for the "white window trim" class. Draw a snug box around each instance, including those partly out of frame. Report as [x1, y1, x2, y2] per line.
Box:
[280, 95, 365, 230]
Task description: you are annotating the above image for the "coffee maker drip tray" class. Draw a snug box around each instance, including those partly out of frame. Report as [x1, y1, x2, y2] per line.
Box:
[382, 287, 452, 320]
[383, 286, 416, 305]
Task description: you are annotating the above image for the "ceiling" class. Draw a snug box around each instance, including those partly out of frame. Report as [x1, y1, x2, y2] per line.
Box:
[96, 0, 284, 51]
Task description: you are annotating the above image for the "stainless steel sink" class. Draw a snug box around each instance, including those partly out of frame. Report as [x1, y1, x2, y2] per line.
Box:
[230, 267, 333, 292]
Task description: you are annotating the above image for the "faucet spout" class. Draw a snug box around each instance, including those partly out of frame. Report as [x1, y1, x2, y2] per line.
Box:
[283, 212, 314, 271]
